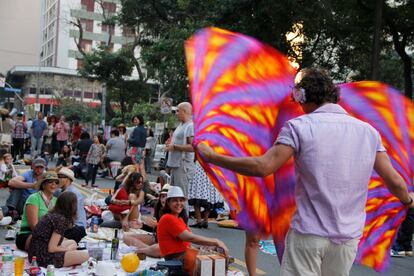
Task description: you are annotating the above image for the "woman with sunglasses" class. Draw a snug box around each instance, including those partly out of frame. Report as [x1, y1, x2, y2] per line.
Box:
[108, 172, 145, 231]
[16, 172, 59, 251]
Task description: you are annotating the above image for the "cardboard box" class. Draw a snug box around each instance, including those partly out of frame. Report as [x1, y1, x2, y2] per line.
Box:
[196, 255, 212, 276]
[208, 254, 226, 276]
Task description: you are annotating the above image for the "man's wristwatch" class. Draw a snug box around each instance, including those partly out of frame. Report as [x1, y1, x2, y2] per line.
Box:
[401, 197, 413, 206]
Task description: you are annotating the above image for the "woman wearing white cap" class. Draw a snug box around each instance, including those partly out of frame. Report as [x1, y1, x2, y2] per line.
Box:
[157, 186, 229, 260]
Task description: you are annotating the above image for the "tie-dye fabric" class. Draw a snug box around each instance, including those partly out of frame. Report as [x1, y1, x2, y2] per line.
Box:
[185, 27, 414, 272]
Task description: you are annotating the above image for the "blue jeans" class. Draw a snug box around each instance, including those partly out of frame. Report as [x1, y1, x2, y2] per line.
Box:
[31, 136, 43, 157]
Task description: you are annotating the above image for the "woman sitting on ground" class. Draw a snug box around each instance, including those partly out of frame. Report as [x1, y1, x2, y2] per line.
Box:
[157, 186, 229, 261]
[124, 184, 171, 258]
[16, 172, 59, 251]
[29, 191, 89, 268]
[56, 144, 73, 168]
[108, 172, 145, 231]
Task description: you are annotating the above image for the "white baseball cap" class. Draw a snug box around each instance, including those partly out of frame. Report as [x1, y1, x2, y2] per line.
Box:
[167, 186, 186, 199]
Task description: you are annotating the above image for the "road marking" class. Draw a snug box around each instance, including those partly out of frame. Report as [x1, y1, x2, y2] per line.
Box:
[232, 258, 266, 275]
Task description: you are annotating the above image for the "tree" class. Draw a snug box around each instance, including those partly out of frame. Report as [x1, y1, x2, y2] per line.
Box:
[55, 98, 99, 124]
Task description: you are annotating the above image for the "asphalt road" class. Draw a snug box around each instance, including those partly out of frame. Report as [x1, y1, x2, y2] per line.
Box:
[0, 167, 413, 275]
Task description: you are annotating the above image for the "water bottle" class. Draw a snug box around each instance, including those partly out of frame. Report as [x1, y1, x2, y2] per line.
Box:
[2, 246, 14, 274]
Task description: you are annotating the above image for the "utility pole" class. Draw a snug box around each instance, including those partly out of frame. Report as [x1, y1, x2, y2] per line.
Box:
[36, 51, 43, 113]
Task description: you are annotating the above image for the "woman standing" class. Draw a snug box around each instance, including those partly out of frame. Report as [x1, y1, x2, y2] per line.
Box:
[188, 161, 223, 229]
[108, 172, 145, 231]
[44, 116, 56, 159]
[83, 135, 105, 188]
[118, 123, 128, 150]
[127, 115, 146, 179]
[144, 129, 155, 173]
[29, 191, 89, 268]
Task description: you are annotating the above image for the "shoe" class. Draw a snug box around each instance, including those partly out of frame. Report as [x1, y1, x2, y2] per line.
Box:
[82, 183, 89, 187]
[390, 249, 405, 257]
[5, 229, 16, 240]
[201, 221, 208, 229]
[91, 184, 99, 188]
[0, 216, 12, 226]
[190, 222, 203, 228]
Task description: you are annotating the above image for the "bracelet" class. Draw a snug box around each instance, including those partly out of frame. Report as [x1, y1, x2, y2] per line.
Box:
[401, 197, 413, 206]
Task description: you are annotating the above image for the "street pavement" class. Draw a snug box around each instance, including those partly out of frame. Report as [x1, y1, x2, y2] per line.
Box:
[0, 166, 413, 275]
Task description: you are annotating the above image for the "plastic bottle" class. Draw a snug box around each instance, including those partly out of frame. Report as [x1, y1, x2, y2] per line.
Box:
[111, 229, 119, 260]
[29, 256, 40, 276]
[2, 246, 14, 274]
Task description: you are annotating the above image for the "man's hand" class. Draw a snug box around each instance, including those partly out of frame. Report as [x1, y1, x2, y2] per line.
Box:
[165, 144, 174, 152]
[196, 143, 215, 162]
[406, 192, 414, 208]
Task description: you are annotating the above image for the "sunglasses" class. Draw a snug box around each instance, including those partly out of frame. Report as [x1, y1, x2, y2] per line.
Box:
[45, 180, 59, 185]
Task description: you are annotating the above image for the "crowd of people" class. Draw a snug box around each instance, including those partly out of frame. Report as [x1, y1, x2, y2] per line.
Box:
[0, 105, 229, 272]
[0, 68, 412, 275]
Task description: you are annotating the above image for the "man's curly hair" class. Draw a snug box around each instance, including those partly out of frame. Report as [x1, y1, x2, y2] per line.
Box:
[296, 68, 340, 105]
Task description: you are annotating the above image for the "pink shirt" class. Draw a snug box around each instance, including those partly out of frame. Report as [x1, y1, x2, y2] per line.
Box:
[276, 103, 385, 243]
[55, 121, 69, 141]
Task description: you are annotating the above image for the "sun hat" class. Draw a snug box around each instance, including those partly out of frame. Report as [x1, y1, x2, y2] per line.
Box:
[35, 171, 59, 190]
[58, 167, 75, 182]
[166, 186, 186, 199]
[33, 157, 47, 168]
[160, 184, 171, 195]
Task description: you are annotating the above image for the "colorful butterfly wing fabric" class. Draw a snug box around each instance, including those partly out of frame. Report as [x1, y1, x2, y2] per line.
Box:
[338, 82, 414, 271]
[185, 27, 296, 234]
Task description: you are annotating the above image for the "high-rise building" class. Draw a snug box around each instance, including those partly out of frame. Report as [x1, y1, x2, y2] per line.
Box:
[8, 0, 141, 114]
[40, 0, 135, 71]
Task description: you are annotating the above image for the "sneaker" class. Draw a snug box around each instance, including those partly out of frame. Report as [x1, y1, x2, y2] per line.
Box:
[5, 229, 16, 240]
[390, 249, 405, 257]
[189, 222, 203, 228]
[0, 216, 12, 226]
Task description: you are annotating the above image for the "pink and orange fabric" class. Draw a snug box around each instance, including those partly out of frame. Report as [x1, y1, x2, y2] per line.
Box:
[185, 27, 414, 272]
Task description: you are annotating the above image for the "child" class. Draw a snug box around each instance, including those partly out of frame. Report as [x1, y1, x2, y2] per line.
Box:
[0, 153, 17, 187]
[28, 191, 89, 268]
[83, 135, 105, 188]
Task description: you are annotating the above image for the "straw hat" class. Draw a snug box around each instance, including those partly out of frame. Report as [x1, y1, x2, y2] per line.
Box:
[57, 167, 75, 182]
[35, 171, 59, 190]
[167, 186, 186, 199]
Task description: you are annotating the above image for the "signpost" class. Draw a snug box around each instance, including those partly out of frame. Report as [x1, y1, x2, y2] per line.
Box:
[160, 97, 173, 114]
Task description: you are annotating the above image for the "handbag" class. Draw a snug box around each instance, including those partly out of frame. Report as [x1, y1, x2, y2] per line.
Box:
[0, 119, 12, 145]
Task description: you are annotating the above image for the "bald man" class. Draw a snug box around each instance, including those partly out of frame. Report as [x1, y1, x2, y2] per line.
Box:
[165, 102, 195, 198]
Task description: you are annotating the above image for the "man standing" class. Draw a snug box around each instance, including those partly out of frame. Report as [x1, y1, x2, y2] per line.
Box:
[55, 115, 69, 153]
[30, 112, 47, 157]
[57, 167, 87, 243]
[6, 157, 46, 216]
[106, 129, 126, 163]
[198, 68, 414, 276]
[165, 102, 195, 198]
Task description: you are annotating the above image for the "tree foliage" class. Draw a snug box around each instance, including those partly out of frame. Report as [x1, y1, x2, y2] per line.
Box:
[119, 0, 413, 100]
[55, 98, 100, 124]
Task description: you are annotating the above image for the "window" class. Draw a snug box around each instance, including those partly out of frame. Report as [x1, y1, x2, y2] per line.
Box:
[63, 90, 73, 97]
[84, 92, 93, 99]
[29, 88, 37, 95]
[74, 90, 82, 97]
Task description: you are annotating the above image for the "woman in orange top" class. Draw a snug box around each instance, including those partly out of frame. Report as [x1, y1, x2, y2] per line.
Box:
[157, 186, 229, 260]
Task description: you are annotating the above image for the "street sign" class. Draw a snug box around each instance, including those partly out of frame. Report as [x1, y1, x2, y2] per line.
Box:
[160, 97, 173, 114]
[4, 87, 22, 93]
[34, 103, 41, 112]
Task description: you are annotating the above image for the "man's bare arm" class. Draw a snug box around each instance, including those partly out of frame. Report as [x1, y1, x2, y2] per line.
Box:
[9, 176, 35, 189]
[197, 143, 294, 177]
[374, 152, 414, 207]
